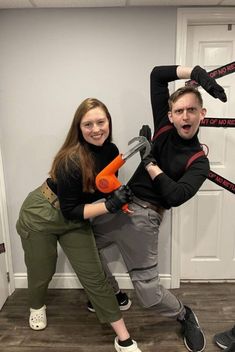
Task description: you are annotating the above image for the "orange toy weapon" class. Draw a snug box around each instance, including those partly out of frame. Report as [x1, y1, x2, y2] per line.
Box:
[95, 136, 151, 212]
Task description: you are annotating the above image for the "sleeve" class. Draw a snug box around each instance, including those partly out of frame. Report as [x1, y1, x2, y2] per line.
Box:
[56, 143, 120, 221]
[152, 157, 210, 208]
[56, 167, 85, 221]
[150, 65, 178, 133]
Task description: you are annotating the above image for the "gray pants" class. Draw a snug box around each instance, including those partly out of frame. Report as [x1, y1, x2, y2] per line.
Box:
[92, 200, 185, 319]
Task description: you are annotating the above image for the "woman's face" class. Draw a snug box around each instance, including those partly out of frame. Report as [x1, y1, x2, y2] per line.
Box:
[80, 107, 110, 146]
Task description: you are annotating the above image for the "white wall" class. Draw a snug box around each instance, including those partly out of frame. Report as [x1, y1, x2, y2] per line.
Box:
[0, 7, 176, 288]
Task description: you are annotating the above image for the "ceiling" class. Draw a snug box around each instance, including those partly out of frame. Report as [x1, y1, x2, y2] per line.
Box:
[0, 0, 234, 9]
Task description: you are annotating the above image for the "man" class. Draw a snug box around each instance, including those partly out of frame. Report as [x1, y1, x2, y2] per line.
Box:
[91, 65, 227, 352]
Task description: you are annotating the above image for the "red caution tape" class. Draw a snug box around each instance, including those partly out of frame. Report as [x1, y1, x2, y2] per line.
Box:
[186, 61, 235, 86]
[200, 117, 235, 127]
[208, 170, 235, 194]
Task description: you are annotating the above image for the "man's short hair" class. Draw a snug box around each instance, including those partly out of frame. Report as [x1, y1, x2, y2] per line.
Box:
[168, 86, 203, 111]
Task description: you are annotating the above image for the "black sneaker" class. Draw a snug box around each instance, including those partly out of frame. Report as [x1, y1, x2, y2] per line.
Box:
[178, 306, 206, 352]
[214, 325, 235, 349]
[224, 342, 235, 351]
[115, 291, 132, 311]
[87, 290, 132, 313]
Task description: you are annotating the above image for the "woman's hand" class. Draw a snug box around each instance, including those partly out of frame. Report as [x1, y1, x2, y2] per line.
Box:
[105, 185, 133, 213]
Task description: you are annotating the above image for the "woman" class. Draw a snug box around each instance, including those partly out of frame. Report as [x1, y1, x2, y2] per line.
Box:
[16, 98, 141, 352]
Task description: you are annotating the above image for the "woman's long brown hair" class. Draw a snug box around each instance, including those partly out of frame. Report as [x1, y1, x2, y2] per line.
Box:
[49, 98, 113, 192]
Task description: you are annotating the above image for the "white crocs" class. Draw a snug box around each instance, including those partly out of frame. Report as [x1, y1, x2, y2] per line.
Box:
[114, 337, 142, 352]
[29, 305, 47, 330]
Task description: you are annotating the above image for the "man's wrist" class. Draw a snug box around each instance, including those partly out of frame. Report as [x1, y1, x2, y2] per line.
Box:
[145, 161, 156, 170]
[145, 162, 163, 180]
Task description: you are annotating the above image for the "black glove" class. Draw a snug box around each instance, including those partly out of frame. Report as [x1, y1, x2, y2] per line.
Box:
[105, 185, 133, 213]
[191, 65, 227, 103]
[139, 125, 156, 168]
[139, 124, 152, 142]
[141, 151, 157, 169]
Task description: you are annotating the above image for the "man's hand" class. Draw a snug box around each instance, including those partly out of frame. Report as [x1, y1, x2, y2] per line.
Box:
[139, 124, 152, 142]
[141, 151, 157, 169]
[105, 185, 133, 213]
[191, 65, 227, 102]
[139, 125, 156, 168]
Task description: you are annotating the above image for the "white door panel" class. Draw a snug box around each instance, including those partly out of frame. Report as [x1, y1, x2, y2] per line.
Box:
[180, 24, 235, 280]
[0, 241, 8, 310]
[187, 24, 235, 67]
[0, 202, 9, 310]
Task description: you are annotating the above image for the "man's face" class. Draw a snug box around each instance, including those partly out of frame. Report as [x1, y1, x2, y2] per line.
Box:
[168, 92, 206, 140]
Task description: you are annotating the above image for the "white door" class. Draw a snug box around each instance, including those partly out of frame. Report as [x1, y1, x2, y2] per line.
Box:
[0, 224, 9, 310]
[0, 149, 10, 309]
[179, 24, 235, 280]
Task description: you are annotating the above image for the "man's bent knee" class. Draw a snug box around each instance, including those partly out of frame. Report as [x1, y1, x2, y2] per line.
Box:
[132, 276, 163, 308]
[132, 276, 183, 317]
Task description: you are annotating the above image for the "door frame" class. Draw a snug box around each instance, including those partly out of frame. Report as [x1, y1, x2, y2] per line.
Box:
[172, 7, 235, 288]
[0, 147, 15, 295]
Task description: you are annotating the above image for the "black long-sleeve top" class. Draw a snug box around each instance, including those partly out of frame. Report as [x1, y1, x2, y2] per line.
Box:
[128, 65, 210, 209]
[47, 141, 119, 220]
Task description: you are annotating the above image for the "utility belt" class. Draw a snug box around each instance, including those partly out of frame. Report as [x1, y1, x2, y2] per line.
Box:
[133, 196, 165, 217]
[41, 181, 60, 209]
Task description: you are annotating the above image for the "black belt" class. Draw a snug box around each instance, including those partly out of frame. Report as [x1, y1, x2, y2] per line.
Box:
[132, 196, 165, 217]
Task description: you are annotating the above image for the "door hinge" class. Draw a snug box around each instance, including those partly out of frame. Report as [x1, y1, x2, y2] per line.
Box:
[6, 272, 10, 283]
[0, 242, 6, 254]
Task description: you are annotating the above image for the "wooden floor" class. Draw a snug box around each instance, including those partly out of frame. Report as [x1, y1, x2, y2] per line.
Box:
[0, 283, 234, 352]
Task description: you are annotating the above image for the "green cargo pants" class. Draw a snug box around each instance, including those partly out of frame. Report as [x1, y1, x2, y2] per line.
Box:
[16, 186, 121, 324]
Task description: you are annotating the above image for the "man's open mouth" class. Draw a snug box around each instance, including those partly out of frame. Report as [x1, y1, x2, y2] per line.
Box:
[182, 124, 191, 131]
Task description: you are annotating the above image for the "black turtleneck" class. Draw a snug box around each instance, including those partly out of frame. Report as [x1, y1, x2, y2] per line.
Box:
[128, 66, 209, 209]
[47, 141, 119, 220]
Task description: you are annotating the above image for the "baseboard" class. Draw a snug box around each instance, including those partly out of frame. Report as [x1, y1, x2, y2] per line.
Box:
[180, 279, 235, 283]
[14, 273, 172, 289]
